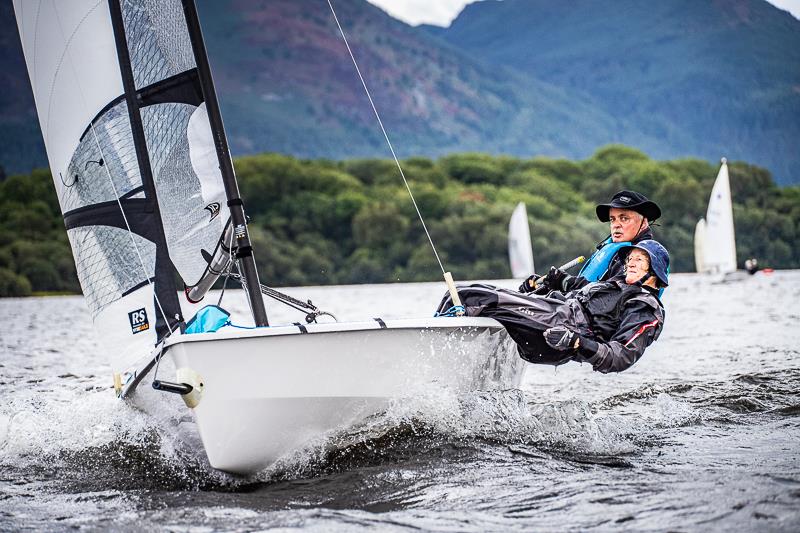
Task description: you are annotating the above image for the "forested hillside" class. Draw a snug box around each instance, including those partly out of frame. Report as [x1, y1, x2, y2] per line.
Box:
[1, 146, 797, 297]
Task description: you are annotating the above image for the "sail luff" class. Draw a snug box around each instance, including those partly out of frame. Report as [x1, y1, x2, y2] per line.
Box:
[180, 0, 269, 326]
[107, 0, 183, 337]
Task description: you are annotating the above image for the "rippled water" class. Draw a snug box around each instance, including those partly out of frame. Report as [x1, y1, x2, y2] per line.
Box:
[1, 272, 799, 531]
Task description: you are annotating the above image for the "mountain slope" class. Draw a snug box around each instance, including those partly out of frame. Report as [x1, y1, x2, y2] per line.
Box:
[431, 0, 800, 184]
[0, 0, 621, 175]
[196, 0, 621, 161]
[0, 2, 46, 179]
[1, 0, 798, 185]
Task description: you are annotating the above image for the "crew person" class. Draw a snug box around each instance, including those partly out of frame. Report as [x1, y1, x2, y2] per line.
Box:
[520, 190, 665, 293]
[438, 240, 669, 374]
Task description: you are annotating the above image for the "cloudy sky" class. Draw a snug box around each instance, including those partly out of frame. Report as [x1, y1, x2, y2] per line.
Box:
[366, 0, 800, 26]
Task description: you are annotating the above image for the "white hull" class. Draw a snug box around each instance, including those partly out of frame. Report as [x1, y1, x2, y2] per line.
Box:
[708, 269, 749, 284]
[155, 317, 523, 474]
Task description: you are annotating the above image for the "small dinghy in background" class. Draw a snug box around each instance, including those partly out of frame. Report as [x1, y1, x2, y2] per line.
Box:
[694, 158, 747, 282]
[508, 202, 535, 279]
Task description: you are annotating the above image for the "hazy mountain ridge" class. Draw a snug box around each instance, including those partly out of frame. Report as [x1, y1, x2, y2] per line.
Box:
[0, 2, 46, 179]
[433, 0, 800, 184]
[1, 0, 798, 184]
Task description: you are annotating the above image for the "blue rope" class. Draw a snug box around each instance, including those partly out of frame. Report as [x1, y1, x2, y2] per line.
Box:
[226, 321, 257, 330]
[434, 305, 465, 317]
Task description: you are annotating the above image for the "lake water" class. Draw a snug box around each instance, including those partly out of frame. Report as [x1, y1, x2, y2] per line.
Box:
[1, 272, 799, 531]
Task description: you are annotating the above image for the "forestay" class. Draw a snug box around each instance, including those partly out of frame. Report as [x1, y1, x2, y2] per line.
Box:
[13, 0, 231, 376]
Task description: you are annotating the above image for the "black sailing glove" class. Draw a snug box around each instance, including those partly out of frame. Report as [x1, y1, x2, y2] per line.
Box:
[544, 326, 579, 351]
[519, 274, 538, 293]
[543, 266, 569, 292]
[544, 327, 600, 356]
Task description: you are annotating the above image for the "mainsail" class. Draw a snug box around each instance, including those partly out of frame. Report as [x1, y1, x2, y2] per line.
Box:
[508, 202, 535, 278]
[13, 0, 265, 377]
[703, 159, 737, 275]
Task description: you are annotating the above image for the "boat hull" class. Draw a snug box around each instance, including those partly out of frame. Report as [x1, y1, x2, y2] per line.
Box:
[163, 317, 524, 474]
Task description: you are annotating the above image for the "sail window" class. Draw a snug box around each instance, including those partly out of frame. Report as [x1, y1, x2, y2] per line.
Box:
[67, 225, 156, 317]
[61, 102, 143, 213]
[121, 0, 196, 90]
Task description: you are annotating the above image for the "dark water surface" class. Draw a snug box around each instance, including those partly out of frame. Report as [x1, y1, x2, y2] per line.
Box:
[1, 272, 799, 531]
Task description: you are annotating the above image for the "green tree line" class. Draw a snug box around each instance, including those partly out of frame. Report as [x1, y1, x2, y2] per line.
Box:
[1, 145, 797, 296]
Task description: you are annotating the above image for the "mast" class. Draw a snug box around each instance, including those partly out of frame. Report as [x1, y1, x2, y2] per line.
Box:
[181, 0, 269, 326]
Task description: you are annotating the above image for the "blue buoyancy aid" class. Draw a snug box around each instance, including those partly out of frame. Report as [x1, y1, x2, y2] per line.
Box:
[580, 237, 669, 299]
[578, 238, 631, 282]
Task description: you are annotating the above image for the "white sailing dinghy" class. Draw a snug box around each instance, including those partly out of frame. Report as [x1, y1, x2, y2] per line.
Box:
[508, 202, 535, 279]
[13, 0, 525, 474]
[695, 158, 742, 281]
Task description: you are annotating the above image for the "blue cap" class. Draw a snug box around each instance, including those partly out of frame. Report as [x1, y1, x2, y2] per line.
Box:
[626, 240, 669, 287]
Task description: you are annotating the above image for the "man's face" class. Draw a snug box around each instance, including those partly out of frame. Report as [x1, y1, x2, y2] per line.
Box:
[625, 248, 651, 284]
[609, 207, 644, 242]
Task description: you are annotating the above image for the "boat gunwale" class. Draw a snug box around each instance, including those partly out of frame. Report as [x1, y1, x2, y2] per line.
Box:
[164, 316, 505, 346]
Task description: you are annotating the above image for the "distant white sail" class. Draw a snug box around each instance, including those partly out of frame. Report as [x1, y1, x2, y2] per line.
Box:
[13, 0, 231, 375]
[703, 159, 737, 275]
[508, 202, 534, 278]
[694, 218, 707, 273]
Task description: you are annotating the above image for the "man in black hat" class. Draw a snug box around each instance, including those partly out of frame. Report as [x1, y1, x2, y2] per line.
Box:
[520, 190, 666, 293]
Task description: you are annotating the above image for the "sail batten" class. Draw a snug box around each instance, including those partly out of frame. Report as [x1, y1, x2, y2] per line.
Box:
[121, 0, 196, 90]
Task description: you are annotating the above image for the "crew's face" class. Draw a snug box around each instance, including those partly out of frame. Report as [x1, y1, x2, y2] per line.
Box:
[625, 248, 651, 284]
[609, 207, 645, 242]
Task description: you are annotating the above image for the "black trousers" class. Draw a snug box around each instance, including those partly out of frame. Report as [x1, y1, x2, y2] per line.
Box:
[437, 284, 592, 366]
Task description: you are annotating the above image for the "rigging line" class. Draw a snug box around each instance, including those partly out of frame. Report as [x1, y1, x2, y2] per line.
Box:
[227, 272, 322, 316]
[326, 0, 445, 275]
[235, 259, 256, 323]
[51, 2, 177, 337]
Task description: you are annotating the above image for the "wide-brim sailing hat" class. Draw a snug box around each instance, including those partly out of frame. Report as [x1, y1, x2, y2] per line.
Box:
[596, 190, 661, 222]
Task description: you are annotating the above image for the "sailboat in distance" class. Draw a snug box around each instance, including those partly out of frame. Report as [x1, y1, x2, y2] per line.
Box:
[13, 0, 525, 474]
[508, 202, 535, 278]
[695, 158, 742, 280]
[693, 217, 707, 273]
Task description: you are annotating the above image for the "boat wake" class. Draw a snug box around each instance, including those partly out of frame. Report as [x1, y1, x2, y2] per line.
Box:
[2, 367, 797, 494]
[264, 386, 685, 484]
